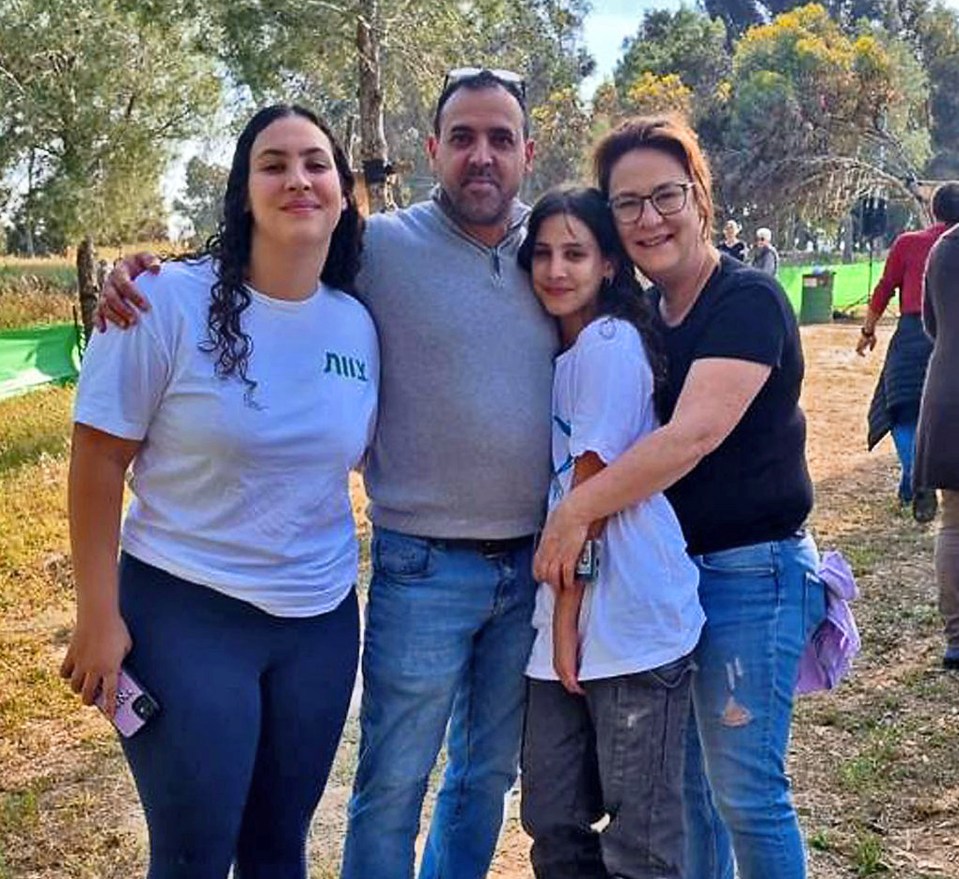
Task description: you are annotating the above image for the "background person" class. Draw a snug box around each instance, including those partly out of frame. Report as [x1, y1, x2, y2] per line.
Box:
[717, 219, 747, 262]
[860, 183, 959, 521]
[60, 104, 377, 879]
[750, 226, 779, 276]
[914, 218, 959, 670]
[517, 185, 704, 879]
[533, 115, 825, 879]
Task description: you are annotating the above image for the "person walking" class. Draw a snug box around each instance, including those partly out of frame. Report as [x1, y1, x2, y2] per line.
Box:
[859, 184, 959, 521]
[914, 214, 959, 669]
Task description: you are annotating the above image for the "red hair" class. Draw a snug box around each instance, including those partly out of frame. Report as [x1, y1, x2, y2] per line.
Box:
[593, 114, 714, 240]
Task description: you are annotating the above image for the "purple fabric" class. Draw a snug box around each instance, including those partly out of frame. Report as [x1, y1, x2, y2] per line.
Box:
[796, 550, 861, 694]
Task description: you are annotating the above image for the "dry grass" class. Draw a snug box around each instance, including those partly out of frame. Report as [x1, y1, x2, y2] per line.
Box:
[2, 324, 958, 877]
[0, 242, 192, 330]
[0, 278, 76, 330]
[0, 241, 175, 269]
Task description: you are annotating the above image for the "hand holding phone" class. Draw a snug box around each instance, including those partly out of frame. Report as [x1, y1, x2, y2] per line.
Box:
[94, 667, 160, 738]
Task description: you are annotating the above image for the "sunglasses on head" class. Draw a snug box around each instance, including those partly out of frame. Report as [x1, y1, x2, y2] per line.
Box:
[442, 67, 526, 100]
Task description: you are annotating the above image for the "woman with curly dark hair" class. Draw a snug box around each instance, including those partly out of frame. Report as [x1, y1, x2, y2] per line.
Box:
[60, 104, 377, 878]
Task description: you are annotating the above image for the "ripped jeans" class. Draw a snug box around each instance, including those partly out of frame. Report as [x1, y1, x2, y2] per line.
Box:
[683, 533, 826, 879]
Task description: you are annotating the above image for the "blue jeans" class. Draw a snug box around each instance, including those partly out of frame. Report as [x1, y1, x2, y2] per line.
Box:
[341, 527, 537, 879]
[890, 420, 917, 502]
[682, 534, 826, 879]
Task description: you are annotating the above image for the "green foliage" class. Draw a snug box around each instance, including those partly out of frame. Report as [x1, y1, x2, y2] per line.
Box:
[604, 8, 729, 147]
[721, 4, 929, 223]
[614, 7, 729, 107]
[708, 0, 959, 179]
[0, 0, 220, 250]
[853, 829, 888, 875]
[173, 157, 229, 244]
[192, 0, 591, 196]
[528, 87, 592, 195]
[906, 0, 959, 176]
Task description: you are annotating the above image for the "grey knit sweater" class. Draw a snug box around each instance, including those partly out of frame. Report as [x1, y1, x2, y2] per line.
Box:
[355, 193, 558, 539]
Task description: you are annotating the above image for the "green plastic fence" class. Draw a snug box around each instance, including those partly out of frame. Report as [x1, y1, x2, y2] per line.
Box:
[778, 260, 890, 314]
[0, 323, 81, 401]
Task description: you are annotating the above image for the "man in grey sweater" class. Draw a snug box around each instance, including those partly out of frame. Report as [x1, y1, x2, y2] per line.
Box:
[97, 71, 557, 879]
[340, 71, 557, 879]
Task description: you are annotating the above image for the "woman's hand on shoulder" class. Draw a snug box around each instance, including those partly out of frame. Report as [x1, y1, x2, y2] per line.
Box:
[59, 611, 132, 716]
[95, 253, 161, 331]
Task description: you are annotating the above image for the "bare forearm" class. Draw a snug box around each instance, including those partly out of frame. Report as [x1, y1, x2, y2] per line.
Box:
[562, 421, 704, 526]
[68, 439, 129, 617]
[862, 306, 881, 335]
[571, 451, 608, 539]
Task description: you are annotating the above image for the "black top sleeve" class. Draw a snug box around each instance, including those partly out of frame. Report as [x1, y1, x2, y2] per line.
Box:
[693, 282, 786, 368]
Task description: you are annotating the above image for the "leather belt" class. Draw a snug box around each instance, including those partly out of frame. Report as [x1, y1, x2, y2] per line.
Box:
[422, 534, 536, 557]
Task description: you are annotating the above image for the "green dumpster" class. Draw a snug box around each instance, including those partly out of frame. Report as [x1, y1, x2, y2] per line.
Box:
[799, 271, 834, 324]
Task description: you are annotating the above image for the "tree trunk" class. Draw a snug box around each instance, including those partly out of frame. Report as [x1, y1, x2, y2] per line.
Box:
[356, 0, 395, 213]
[841, 213, 854, 263]
[25, 151, 36, 258]
[76, 236, 98, 342]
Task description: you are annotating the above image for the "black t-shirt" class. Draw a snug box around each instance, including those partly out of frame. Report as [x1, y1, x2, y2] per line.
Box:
[653, 255, 813, 555]
[717, 240, 747, 262]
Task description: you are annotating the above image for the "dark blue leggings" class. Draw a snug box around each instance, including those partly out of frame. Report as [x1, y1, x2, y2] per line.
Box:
[118, 554, 359, 879]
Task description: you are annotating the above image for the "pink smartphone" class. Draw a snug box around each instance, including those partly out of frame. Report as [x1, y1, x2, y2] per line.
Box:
[94, 667, 160, 738]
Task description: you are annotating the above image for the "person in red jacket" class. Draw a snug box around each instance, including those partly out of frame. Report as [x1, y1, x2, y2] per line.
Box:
[858, 183, 959, 522]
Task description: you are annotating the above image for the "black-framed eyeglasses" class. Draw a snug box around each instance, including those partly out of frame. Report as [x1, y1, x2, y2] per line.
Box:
[442, 67, 526, 101]
[608, 181, 694, 225]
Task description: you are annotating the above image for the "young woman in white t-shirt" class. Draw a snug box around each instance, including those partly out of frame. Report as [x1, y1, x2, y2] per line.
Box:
[59, 105, 378, 879]
[516, 186, 704, 878]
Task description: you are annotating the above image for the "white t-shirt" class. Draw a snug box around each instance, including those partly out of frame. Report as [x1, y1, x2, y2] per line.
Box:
[74, 259, 379, 617]
[526, 317, 704, 681]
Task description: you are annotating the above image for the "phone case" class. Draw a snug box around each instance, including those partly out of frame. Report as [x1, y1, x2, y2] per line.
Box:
[575, 539, 600, 581]
[94, 667, 160, 738]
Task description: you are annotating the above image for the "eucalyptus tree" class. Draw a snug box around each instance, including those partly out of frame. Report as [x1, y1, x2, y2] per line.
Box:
[0, 0, 219, 251]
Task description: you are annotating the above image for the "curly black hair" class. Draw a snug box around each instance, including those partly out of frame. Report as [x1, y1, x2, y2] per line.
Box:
[517, 185, 667, 408]
[181, 104, 363, 401]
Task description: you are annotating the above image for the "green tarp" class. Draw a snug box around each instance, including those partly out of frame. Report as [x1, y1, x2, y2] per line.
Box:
[0, 323, 81, 401]
[778, 260, 893, 315]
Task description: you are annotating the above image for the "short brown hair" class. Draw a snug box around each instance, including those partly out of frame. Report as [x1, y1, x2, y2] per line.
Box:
[593, 114, 714, 239]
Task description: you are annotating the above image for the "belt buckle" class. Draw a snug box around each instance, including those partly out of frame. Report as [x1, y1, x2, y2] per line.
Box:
[479, 540, 503, 558]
